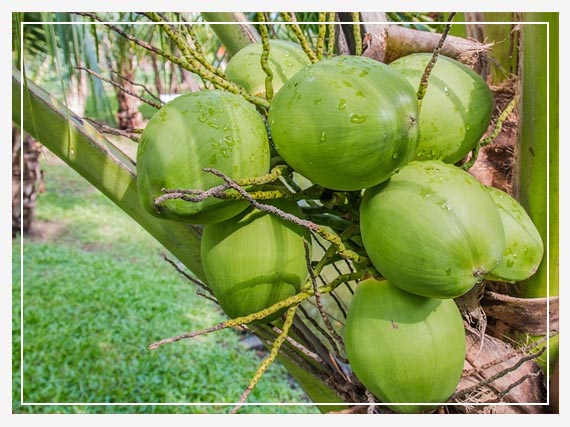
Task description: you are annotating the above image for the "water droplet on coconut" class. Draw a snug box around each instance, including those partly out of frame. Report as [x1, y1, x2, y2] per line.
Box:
[320, 131, 326, 142]
[444, 86, 449, 96]
[350, 114, 369, 124]
[221, 149, 230, 158]
[338, 99, 347, 110]
[441, 201, 452, 211]
[392, 152, 400, 160]
[506, 259, 515, 268]
[446, 268, 452, 276]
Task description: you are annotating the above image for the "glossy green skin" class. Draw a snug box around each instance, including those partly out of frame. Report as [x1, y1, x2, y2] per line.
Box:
[344, 279, 466, 414]
[201, 201, 310, 322]
[136, 90, 270, 224]
[268, 55, 420, 191]
[360, 160, 505, 298]
[390, 53, 493, 164]
[225, 39, 311, 97]
[485, 186, 544, 282]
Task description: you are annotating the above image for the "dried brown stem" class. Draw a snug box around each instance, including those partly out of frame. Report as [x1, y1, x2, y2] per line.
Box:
[453, 346, 546, 400]
[271, 325, 324, 363]
[304, 240, 346, 354]
[109, 69, 163, 104]
[298, 305, 343, 362]
[484, 372, 541, 403]
[203, 167, 320, 231]
[162, 254, 213, 296]
[462, 333, 551, 378]
[148, 323, 226, 350]
[83, 118, 141, 145]
[77, 67, 163, 110]
[366, 390, 378, 414]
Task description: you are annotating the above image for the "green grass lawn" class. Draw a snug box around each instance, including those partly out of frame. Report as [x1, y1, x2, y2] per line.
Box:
[12, 151, 319, 414]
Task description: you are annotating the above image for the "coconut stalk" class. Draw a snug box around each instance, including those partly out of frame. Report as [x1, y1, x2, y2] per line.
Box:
[12, 68, 204, 279]
[201, 12, 260, 55]
[512, 12, 559, 382]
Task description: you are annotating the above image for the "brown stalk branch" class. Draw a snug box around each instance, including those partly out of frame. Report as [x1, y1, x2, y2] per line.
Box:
[462, 330, 557, 378]
[148, 323, 227, 349]
[83, 118, 140, 145]
[453, 347, 546, 400]
[298, 305, 343, 363]
[251, 325, 329, 379]
[270, 325, 324, 363]
[76, 67, 163, 110]
[304, 240, 346, 354]
[109, 69, 163, 104]
[484, 372, 541, 403]
[162, 254, 213, 296]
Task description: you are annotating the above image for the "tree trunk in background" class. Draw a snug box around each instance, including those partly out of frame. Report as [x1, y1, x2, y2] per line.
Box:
[12, 124, 44, 236]
[116, 53, 143, 129]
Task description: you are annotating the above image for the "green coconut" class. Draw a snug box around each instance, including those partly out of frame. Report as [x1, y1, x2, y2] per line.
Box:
[485, 186, 544, 282]
[344, 278, 466, 414]
[225, 39, 311, 98]
[360, 160, 505, 299]
[390, 53, 494, 164]
[201, 201, 310, 322]
[268, 55, 420, 191]
[136, 90, 270, 224]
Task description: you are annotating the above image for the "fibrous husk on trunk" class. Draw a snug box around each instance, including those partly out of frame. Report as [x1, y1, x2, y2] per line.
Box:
[451, 324, 546, 414]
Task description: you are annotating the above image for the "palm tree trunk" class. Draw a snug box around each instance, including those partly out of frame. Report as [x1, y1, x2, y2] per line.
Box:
[115, 54, 143, 129]
[12, 123, 44, 236]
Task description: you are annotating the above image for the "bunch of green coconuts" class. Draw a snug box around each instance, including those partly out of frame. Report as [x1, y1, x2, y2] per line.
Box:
[136, 39, 543, 413]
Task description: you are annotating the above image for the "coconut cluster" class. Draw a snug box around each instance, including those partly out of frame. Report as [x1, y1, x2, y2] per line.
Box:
[135, 40, 543, 413]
